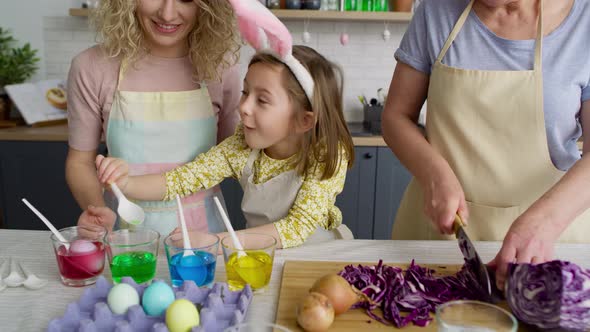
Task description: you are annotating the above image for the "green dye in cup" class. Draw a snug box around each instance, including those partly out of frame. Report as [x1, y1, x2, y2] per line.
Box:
[110, 251, 156, 284]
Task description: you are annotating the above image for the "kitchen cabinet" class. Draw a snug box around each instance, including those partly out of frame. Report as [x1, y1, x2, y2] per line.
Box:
[0, 141, 87, 230]
[337, 147, 411, 239]
[0, 141, 411, 240]
[373, 147, 412, 239]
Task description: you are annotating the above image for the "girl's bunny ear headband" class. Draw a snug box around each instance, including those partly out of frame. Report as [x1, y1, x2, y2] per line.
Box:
[228, 0, 315, 103]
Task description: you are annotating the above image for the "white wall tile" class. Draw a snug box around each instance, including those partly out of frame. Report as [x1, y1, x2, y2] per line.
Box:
[44, 30, 74, 41]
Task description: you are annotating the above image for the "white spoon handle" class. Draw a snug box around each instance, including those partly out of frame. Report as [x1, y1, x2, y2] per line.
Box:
[110, 183, 126, 202]
[175, 194, 192, 250]
[0, 260, 8, 277]
[9, 258, 21, 277]
[213, 197, 246, 256]
[18, 262, 31, 278]
[21, 199, 67, 244]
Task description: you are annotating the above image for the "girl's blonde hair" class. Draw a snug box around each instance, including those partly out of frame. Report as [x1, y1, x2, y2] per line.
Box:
[249, 46, 355, 180]
[91, 0, 240, 81]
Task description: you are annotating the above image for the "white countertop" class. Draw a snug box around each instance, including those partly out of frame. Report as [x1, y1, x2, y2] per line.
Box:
[1, 229, 589, 331]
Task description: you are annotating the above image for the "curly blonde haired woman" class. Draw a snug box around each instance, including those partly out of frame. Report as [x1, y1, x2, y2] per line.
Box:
[67, 0, 241, 236]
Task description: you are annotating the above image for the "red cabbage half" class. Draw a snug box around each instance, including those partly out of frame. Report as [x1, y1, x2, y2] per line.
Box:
[338, 260, 489, 327]
[506, 260, 590, 331]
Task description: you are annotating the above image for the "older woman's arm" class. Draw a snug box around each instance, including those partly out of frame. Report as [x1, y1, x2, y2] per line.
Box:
[382, 62, 468, 235]
[492, 100, 590, 289]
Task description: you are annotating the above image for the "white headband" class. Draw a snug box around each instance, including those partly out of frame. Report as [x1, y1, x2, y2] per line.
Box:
[229, 0, 315, 102]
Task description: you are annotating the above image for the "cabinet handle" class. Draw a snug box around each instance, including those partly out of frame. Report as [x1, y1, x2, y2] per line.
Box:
[364, 152, 373, 159]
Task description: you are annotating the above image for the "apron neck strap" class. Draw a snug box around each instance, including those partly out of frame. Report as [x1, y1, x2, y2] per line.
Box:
[116, 58, 127, 91]
[437, 0, 475, 63]
[534, 0, 543, 71]
[436, 0, 544, 72]
[246, 149, 260, 170]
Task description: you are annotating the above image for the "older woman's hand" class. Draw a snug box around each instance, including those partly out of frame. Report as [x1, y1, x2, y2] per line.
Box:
[489, 213, 559, 290]
[421, 170, 469, 235]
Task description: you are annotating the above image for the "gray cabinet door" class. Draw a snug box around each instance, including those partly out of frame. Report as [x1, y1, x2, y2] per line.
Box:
[336, 147, 378, 239]
[373, 147, 412, 239]
[219, 178, 246, 231]
[0, 141, 82, 230]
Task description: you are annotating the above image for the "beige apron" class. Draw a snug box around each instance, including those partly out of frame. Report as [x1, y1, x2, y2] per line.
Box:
[393, 0, 590, 242]
[239, 149, 353, 245]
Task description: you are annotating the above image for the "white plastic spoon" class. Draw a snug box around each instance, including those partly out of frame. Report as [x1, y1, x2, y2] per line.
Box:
[110, 183, 145, 225]
[4, 257, 25, 287]
[175, 195, 207, 284]
[22, 198, 69, 250]
[19, 262, 48, 290]
[176, 195, 195, 258]
[213, 196, 246, 258]
[0, 259, 9, 292]
[213, 197, 265, 287]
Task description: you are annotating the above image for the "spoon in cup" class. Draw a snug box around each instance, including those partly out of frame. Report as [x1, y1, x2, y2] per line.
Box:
[174, 195, 206, 284]
[22, 198, 69, 251]
[213, 197, 264, 287]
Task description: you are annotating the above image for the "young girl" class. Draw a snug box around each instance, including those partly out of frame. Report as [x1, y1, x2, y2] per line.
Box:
[94, 43, 355, 248]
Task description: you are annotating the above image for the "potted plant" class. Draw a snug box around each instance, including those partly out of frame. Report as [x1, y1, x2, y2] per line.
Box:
[0, 27, 40, 121]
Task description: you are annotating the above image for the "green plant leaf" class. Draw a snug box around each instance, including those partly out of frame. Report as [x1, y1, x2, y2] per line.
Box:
[0, 27, 40, 86]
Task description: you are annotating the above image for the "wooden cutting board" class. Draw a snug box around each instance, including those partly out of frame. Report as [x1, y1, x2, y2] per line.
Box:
[275, 260, 531, 331]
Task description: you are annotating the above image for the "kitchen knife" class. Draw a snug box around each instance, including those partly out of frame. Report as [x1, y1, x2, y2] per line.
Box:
[453, 214, 503, 303]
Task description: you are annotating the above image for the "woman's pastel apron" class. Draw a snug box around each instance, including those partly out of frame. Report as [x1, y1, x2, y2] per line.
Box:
[393, 0, 590, 242]
[239, 149, 353, 245]
[105, 61, 226, 237]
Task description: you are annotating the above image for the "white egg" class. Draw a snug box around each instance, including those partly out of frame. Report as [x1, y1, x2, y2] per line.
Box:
[382, 29, 391, 41]
[107, 283, 140, 315]
[302, 31, 311, 44]
[70, 239, 97, 254]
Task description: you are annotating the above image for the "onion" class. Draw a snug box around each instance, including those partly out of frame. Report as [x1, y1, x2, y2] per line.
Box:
[310, 274, 361, 315]
[296, 292, 335, 332]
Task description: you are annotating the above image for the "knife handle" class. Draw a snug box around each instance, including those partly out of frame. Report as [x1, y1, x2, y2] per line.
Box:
[453, 213, 466, 234]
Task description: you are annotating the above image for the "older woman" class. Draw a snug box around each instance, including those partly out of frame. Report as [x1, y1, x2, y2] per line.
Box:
[382, 0, 590, 287]
[67, 0, 241, 236]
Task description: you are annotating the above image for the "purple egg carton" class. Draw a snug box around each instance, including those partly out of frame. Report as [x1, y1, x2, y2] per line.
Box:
[47, 276, 253, 332]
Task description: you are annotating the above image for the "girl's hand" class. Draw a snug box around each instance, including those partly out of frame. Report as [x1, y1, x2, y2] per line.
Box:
[421, 171, 469, 235]
[77, 205, 117, 233]
[489, 213, 558, 290]
[95, 155, 129, 190]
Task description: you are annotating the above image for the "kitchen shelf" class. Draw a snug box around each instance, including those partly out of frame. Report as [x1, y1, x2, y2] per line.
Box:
[69, 8, 412, 22]
[270, 9, 411, 22]
[69, 8, 90, 17]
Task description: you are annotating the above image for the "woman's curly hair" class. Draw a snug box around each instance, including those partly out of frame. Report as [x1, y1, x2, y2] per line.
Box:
[91, 0, 240, 81]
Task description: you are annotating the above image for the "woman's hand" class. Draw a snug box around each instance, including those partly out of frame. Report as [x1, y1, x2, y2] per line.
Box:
[421, 170, 469, 235]
[95, 155, 129, 190]
[489, 213, 559, 291]
[77, 205, 117, 232]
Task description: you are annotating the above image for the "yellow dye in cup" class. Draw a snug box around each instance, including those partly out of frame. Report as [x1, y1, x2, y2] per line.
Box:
[225, 251, 273, 291]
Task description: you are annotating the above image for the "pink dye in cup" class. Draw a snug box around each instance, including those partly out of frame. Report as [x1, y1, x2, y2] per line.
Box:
[56, 241, 105, 280]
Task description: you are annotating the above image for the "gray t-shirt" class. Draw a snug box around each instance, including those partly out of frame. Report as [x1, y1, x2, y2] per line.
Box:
[395, 0, 590, 171]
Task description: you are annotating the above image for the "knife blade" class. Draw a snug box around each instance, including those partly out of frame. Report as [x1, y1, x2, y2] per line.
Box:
[453, 214, 503, 303]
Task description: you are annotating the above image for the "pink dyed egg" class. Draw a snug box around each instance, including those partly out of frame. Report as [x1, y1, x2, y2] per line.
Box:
[70, 239, 97, 254]
[340, 33, 349, 46]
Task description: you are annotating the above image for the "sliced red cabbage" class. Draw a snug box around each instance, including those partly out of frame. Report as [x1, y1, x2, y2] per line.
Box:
[339, 260, 489, 327]
[506, 260, 590, 331]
